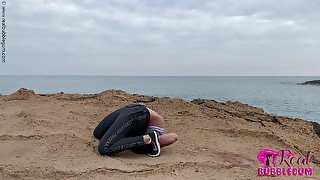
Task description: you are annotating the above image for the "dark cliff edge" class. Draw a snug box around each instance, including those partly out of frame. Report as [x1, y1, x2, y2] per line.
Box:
[298, 80, 320, 86]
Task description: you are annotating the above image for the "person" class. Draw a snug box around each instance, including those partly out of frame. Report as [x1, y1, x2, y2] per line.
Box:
[93, 103, 178, 157]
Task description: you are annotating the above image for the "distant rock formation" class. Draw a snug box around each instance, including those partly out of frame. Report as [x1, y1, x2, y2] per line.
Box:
[298, 80, 320, 86]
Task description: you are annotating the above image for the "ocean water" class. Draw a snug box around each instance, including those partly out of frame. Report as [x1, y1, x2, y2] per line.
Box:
[0, 76, 320, 123]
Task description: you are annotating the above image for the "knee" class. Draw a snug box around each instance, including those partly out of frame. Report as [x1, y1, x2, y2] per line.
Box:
[98, 142, 116, 156]
[98, 143, 107, 156]
[93, 124, 105, 140]
[93, 129, 101, 140]
[149, 114, 165, 127]
[98, 141, 113, 156]
[157, 114, 165, 124]
[165, 133, 178, 143]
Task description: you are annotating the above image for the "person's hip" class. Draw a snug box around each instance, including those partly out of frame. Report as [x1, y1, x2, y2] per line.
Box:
[123, 104, 150, 136]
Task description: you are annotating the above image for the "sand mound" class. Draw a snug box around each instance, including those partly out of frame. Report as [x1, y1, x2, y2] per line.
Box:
[0, 89, 319, 179]
[4, 88, 39, 101]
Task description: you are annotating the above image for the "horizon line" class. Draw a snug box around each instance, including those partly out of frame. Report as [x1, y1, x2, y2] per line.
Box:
[1, 75, 320, 77]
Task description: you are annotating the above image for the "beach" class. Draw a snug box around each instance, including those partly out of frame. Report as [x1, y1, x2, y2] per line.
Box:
[0, 88, 319, 179]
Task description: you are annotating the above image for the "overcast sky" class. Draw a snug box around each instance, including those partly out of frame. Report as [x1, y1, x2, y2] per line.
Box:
[1, 0, 320, 75]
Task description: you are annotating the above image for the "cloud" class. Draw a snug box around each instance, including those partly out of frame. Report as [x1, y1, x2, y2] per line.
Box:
[1, 0, 320, 75]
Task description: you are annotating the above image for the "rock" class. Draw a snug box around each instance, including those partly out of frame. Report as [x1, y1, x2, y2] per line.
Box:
[298, 80, 320, 86]
[5, 88, 38, 100]
[13, 88, 35, 94]
[312, 121, 320, 138]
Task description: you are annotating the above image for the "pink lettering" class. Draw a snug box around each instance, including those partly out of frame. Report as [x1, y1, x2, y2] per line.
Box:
[264, 167, 270, 175]
[290, 157, 296, 165]
[305, 151, 312, 165]
[276, 167, 282, 176]
[305, 168, 313, 176]
[298, 168, 304, 176]
[282, 167, 287, 176]
[293, 168, 297, 176]
[297, 157, 302, 165]
[287, 168, 292, 176]
[271, 167, 276, 176]
[257, 168, 264, 176]
[257, 149, 314, 177]
[257, 167, 313, 176]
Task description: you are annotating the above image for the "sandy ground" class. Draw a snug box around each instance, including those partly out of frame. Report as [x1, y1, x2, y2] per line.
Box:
[0, 88, 319, 180]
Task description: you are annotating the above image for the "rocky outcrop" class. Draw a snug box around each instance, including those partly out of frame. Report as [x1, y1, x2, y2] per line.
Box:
[298, 80, 320, 86]
[0, 88, 319, 179]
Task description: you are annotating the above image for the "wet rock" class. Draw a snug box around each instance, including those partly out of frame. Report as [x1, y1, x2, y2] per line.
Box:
[312, 121, 320, 138]
[298, 80, 320, 86]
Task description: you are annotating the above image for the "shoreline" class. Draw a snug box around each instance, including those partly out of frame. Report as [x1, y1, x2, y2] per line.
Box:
[1, 76, 320, 124]
[2, 87, 319, 125]
[0, 88, 319, 179]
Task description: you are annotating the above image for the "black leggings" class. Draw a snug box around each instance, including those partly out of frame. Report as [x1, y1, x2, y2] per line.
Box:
[93, 104, 150, 156]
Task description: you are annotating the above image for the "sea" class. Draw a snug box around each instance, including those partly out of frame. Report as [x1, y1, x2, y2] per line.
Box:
[0, 76, 319, 123]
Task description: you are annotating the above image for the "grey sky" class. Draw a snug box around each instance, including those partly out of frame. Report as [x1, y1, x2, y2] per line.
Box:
[1, 0, 320, 75]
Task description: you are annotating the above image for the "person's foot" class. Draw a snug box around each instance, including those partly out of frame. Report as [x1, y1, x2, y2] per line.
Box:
[147, 131, 161, 157]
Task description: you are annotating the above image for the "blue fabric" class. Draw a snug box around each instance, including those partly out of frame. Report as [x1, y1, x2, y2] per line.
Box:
[145, 125, 164, 135]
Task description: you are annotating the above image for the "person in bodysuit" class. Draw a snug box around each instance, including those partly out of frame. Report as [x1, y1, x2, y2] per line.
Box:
[93, 103, 178, 157]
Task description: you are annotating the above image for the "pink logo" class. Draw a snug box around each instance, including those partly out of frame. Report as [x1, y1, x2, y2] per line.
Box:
[256, 149, 313, 176]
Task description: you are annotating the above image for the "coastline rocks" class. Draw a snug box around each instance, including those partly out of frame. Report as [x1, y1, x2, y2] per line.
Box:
[0, 88, 320, 179]
[298, 80, 320, 86]
[5, 88, 38, 100]
[313, 121, 320, 137]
